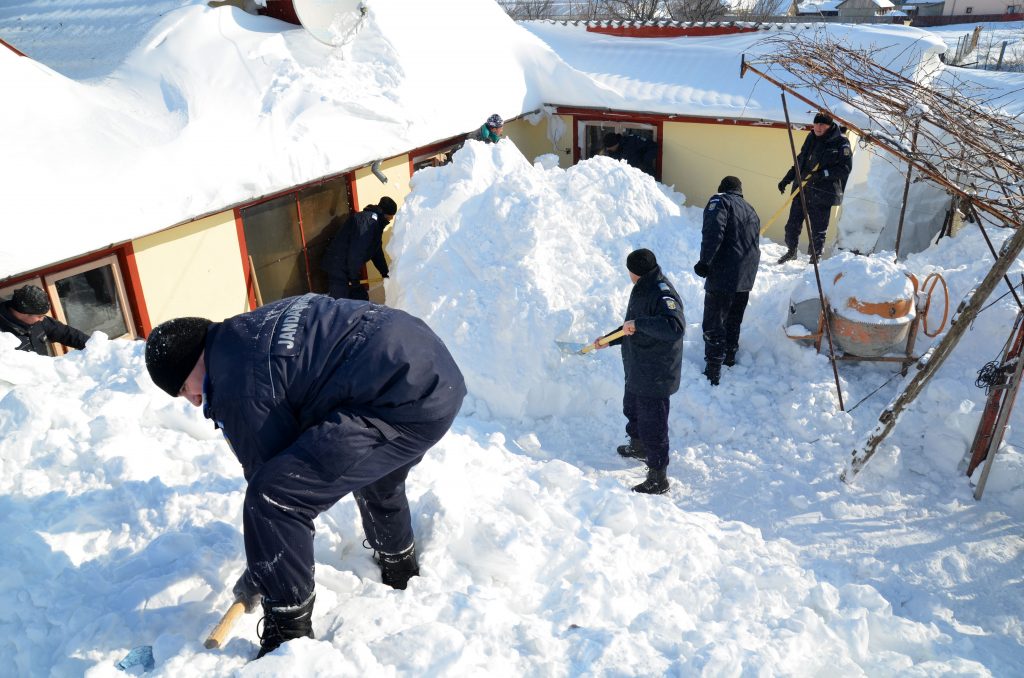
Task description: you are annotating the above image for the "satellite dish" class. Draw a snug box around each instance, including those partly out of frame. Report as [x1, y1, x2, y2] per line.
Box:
[292, 0, 366, 46]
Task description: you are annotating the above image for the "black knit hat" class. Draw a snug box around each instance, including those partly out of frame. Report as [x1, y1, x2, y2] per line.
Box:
[378, 196, 398, 216]
[486, 113, 504, 129]
[10, 285, 50, 314]
[603, 132, 622, 149]
[718, 176, 742, 193]
[813, 112, 833, 125]
[145, 317, 212, 397]
[626, 248, 658, 277]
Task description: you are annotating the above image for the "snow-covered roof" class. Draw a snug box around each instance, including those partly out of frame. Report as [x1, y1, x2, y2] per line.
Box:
[837, 0, 896, 6]
[1, 1, 947, 280]
[797, 0, 844, 12]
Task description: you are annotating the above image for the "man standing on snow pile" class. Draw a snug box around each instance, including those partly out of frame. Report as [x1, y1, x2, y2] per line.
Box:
[144, 294, 466, 659]
[602, 131, 658, 177]
[477, 114, 505, 143]
[0, 284, 88, 355]
[321, 196, 397, 301]
[593, 249, 685, 495]
[776, 111, 852, 264]
[694, 176, 761, 386]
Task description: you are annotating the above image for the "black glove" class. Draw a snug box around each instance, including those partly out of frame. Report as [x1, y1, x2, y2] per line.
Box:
[232, 569, 262, 613]
[777, 179, 788, 194]
[693, 261, 710, 278]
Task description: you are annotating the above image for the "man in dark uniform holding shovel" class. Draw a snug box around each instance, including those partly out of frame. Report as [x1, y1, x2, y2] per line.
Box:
[144, 294, 465, 658]
[593, 249, 685, 495]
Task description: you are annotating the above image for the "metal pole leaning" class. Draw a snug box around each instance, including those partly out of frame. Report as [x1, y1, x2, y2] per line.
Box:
[781, 93, 845, 412]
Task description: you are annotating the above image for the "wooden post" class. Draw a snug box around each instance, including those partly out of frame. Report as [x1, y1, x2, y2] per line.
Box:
[893, 120, 920, 261]
[248, 255, 264, 308]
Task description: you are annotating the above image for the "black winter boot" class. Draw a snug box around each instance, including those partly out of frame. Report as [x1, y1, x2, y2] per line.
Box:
[380, 543, 419, 590]
[703, 362, 721, 386]
[632, 467, 669, 495]
[616, 437, 646, 460]
[776, 247, 798, 264]
[256, 594, 315, 659]
[723, 350, 737, 368]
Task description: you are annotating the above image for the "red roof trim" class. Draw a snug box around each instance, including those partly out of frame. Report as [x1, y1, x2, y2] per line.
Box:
[587, 24, 760, 37]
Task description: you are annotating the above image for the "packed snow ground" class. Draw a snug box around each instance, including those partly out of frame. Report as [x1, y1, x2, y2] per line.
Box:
[2, 141, 1021, 676]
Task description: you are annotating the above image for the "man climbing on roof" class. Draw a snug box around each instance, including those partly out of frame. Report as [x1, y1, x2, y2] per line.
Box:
[144, 294, 466, 659]
[322, 196, 397, 301]
[0, 284, 88, 355]
[477, 114, 505, 143]
[776, 111, 852, 264]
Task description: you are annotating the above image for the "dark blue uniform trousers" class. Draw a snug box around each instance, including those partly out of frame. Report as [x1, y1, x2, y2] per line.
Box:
[702, 290, 750, 368]
[783, 195, 832, 256]
[243, 411, 457, 605]
[623, 391, 670, 471]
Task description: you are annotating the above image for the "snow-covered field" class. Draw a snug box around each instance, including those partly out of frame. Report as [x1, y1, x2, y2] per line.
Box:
[2, 141, 1022, 676]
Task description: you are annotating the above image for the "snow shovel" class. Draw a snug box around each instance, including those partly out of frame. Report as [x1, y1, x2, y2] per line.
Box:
[556, 328, 626, 355]
[204, 601, 246, 650]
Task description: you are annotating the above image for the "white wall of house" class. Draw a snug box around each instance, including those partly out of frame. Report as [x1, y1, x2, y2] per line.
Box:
[944, 0, 1018, 13]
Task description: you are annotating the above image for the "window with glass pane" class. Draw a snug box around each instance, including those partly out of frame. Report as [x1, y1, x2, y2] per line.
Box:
[53, 265, 128, 338]
[241, 194, 308, 303]
[298, 178, 351, 294]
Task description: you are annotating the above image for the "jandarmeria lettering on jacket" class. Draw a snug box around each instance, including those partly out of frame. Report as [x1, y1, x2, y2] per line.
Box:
[276, 295, 313, 349]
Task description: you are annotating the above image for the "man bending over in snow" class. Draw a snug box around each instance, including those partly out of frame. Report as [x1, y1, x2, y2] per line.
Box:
[593, 249, 685, 495]
[144, 294, 466, 658]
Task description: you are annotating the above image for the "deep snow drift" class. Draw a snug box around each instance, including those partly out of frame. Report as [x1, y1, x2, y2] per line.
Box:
[2, 140, 1021, 676]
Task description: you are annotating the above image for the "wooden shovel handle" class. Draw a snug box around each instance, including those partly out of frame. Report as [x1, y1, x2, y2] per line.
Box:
[582, 328, 627, 354]
[204, 601, 246, 650]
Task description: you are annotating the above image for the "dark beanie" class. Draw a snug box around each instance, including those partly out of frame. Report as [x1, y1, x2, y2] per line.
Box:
[378, 196, 398, 215]
[718, 176, 742, 193]
[145, 317, 212, 397]
[813, 112, 833, 125]
[603, 132, 622, 149]
[626, 248, 658, 277]
[10, 285, 50, 314]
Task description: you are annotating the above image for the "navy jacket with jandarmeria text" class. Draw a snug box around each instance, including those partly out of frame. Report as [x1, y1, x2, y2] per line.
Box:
[202, 294, 467, 480]
[699, 189, 762, 294]
[607, 266, 686, 398]
[781, 124, 853, 206]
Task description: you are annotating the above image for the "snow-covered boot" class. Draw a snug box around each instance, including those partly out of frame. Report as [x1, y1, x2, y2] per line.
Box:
[616, 437, 646, 460]
[703, 362, 721, 386]
[256, 594, 315, 659]
[776, 247, 798, 264]
[380, 543, 419, 590]
[632, 467, 669, 495]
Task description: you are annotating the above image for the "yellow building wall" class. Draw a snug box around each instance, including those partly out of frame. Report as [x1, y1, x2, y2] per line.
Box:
[132, 210, 249, 325]
[353, 155, 413, 303]
[505, 114, 574, 168]
[661, 121, 846, 249]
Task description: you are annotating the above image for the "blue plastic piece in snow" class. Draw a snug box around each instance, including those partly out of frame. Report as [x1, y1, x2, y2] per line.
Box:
[115, 645, 155, 673]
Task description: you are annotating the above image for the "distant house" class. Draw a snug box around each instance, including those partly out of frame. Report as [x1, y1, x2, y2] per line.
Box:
[837, 0, 897, 16]
[940, 0, 1020, 13]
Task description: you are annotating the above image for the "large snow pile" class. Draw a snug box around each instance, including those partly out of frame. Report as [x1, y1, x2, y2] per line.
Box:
[387, 140, 706, 420]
